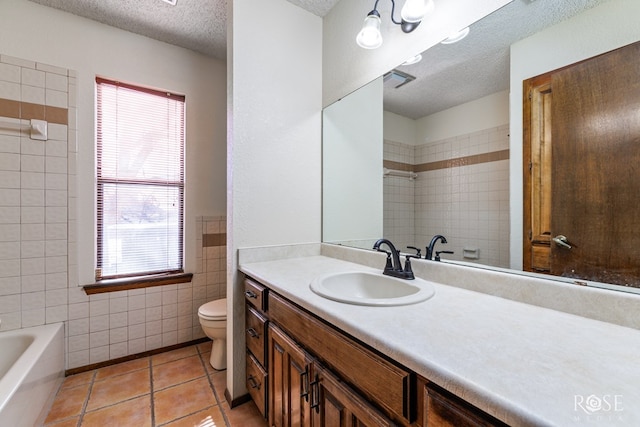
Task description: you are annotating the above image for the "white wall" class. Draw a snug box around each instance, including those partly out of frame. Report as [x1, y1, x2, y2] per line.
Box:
[227, 0, 322, 400]
[509, 0, 640, 270]
[384, 111, 417, 145]
[0, 0, 226, 283]
[416, 90, 509, 143]
[323, 0, 512, 107]
[323, 78, 383, 246]
[0, 0, 226, 368]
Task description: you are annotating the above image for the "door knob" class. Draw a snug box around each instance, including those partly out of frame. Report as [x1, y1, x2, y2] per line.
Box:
[553, 235, 572, 249]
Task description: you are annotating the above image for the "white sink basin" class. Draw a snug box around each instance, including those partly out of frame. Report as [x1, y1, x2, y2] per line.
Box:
[310, 271, 435, 306]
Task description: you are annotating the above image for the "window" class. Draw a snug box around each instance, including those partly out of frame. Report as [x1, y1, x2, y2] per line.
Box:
[96, 77, 185, 280]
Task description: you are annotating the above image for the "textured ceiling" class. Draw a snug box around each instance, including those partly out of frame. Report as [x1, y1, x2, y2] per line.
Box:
[26, 0, 610, 119]
[26, 0, 340, 60]
[386, 0, 611, 119]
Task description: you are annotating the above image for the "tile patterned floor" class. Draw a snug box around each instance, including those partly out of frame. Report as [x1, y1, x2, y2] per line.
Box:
[43, 342, 268, 427]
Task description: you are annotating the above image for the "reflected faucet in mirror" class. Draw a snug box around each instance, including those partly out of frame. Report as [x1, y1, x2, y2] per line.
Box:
[426, 235, 448, 261]
[373, 238, 416, 280]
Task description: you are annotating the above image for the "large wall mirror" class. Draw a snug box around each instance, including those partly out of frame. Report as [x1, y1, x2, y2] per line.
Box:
[322, 0, 640, 293]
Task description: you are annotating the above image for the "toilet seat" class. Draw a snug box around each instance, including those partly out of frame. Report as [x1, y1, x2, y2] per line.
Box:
[198, 298, 226, 321]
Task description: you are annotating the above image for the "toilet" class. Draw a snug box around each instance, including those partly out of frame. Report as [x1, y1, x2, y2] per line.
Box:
[198, 298, 227, 370]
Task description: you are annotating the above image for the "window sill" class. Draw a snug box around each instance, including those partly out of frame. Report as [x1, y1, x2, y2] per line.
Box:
[83, 272, 193, 295]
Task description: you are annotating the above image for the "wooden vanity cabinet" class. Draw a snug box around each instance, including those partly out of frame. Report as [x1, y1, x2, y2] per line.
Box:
[244, 278, 269, 418]
[419, 381, 509, 427]
[268, 323, 312, 427]
[268, 322, 394, 427]
[268, 292, 405, 426]
[311, 361, 396, 427]
[243, 275, 510, 427]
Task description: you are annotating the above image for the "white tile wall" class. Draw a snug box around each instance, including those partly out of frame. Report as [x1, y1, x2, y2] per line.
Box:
[384, 125, 510, 267]
[383, 140, 416, 251]
[193, 216, 227, 339]
[0, 54, 227, 371]
[0, 53, 72, 337]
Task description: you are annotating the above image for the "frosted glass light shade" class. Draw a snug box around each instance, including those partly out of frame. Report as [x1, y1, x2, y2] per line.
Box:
[356, 14, 383, 49]
[400, 0, 434, 23]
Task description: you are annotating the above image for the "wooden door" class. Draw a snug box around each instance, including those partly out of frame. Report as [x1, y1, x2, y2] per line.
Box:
[524, 41, 640, 287]
[268, 324, 312, 427]
[524, 76, 553, 273]
[310, 362, 394, 427]
[550, 41, 640, 286]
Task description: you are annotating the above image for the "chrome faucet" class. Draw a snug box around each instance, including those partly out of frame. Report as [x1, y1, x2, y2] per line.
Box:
[372, 238, 416, 279]
[426, 235, 448, 261]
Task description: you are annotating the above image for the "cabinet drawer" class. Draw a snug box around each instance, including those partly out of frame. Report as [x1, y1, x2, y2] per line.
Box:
[244, 278, 267, 311]
[425, 383, 508, 427]
[246, 305, 267, 366]
[246, 352, 268, 419]
[269, 292, 412, 424]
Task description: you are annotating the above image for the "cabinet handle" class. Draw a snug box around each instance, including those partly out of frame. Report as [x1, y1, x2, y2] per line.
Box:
[246, 327, 259, 338]
[247, 375, 260, 390]
[245, 290, 257, 299]
[300, 367, 310, 402]
[310, 374, 320, 413]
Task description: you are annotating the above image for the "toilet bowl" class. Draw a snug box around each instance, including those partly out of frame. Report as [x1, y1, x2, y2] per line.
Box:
[198, 298, 227, 370]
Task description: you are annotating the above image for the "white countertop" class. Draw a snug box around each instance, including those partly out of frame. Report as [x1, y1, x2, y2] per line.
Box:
[240, 255, 640, 427]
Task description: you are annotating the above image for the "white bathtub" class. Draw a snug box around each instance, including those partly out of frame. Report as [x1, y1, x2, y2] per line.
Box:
[0, 323, 65, 427]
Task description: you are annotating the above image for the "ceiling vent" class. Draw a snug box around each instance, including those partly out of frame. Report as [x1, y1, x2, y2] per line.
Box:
[383, 69, 416, 89]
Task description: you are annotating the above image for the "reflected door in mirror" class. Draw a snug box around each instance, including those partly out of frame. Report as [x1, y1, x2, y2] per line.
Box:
[524, 40, 640, 288]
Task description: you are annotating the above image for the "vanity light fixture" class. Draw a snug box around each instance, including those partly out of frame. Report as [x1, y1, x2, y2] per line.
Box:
[160, 0, 177, 5]
[440, 26, 470, 44]
[356, 0, 435, 49]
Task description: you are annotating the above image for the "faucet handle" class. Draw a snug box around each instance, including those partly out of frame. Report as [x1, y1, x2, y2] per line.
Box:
[402, 255, 416, 279]
[376, 250, 394, 272]
[407, 246, 421, 258]
[435, 250, 454, 261]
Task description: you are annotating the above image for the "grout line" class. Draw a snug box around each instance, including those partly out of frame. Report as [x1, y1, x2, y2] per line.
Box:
[76, 370, 97, 426]
[155, 405, 221, 427]
[149, 357, 156, 427]
[196, 343, 231, 427]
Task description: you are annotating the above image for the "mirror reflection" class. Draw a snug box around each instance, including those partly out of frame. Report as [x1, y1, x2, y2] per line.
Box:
[322, 0, 640, 292]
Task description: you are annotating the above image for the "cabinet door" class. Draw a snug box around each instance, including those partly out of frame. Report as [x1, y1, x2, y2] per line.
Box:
[311, 362, 394, 427]
[268, 324, 312, 427]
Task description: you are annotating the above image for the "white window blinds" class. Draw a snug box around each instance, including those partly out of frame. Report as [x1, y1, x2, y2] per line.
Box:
[96, 77, 185, 280]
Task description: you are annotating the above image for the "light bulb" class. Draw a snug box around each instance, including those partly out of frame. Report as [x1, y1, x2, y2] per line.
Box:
[356, 13, 383, 49]
[400, 0, 434, 23]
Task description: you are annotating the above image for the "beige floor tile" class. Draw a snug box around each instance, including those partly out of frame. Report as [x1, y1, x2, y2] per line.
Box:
[44, 382, 90, 424]
[160, 405, 226, 427]
[196, 340, 213, 355]
[152, 354, 205, 390]
[81, 395, 152, 427]
[43, 416, 80, 427]
[153, 377, 216, 425]
[94, 357, 149, 381]
[86, 368, 151, 411]
[221, 400, 267, 427]
[152, 346, 199, 366]
[208, 370, 227, 403]
[43, 344, 273, 427]
[60, 371, 94, 390]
